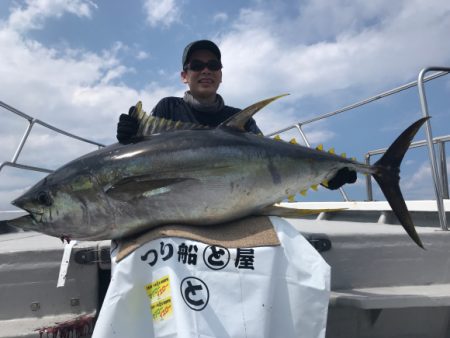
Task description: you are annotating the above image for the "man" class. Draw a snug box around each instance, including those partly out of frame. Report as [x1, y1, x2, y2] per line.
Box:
[93, 40, 352, 338]
[116, 39, 355, 189]
[116, 39, 260, 142]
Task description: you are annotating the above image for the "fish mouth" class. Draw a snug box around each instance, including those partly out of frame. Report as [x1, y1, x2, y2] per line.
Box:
[29, 211, 44, 223]
[11, 200, 44, 223]
[12, 196, 42, 214]
[19, 209, 44, 223]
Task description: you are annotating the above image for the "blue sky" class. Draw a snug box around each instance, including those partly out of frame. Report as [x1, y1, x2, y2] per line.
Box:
[0, 0, 450, 210]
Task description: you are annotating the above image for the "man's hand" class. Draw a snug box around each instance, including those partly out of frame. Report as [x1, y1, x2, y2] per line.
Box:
[116, 106, 139, 144]
[325, 167, 357, 190]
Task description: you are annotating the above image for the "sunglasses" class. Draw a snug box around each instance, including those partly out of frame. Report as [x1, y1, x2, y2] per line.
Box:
[185, 59, 222, 72]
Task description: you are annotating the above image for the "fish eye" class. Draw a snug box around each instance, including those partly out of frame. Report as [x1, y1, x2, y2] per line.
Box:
[37, 191, 53, 206]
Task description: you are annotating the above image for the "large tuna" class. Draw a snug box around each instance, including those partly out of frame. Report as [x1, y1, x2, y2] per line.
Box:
[7, 95, 427, 248]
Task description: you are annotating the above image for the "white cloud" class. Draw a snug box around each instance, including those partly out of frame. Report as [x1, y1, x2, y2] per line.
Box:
[399, 160, 436, 199]
[0, 29, 127, 133]
[100, 65, 130, 85]
[403, 161, 432, 190]
[213, 12, 228, 23]
[0, 1, 143, 145]
[0, 0, 185, 204]
[136, 51, 150, 60]
[143, 0, 180, 28]
[218, 0, 450, 103]
[399, 154, 450, 200]
[7, 0, 96, 32]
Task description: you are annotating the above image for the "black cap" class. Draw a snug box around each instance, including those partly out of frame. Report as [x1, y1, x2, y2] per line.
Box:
[182, 40, 221, 67]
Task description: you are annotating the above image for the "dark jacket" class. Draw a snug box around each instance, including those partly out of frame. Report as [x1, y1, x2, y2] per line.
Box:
[152, 97, 262, 134]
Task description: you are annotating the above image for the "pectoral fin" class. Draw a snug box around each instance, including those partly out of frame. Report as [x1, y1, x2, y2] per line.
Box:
[105, 177, 194, 201]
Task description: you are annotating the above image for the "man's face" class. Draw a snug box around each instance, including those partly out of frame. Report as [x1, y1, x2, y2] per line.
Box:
[181, 50, 222, 101]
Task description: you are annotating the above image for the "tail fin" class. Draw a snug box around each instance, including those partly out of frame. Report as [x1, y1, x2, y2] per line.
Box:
[373, 117, 429, 249]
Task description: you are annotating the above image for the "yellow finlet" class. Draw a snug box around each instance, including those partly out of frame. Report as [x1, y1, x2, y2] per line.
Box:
[310, 184, 318, 191]
[321, 180, 329, 187]
[351, 157, 356, 161]
[328, 148, 335, 154]
[316, 144, 323, 151]
[273, 135, 282, 141]
[287, 195, 295, 202]
[300, 189, 308, 196]
[289, 138, 297, 145]
[341, 153, 346, 158]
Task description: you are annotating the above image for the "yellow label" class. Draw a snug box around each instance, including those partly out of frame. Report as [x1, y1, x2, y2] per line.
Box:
[151, 297, 173, 322]
[145, 275, 171, 302]
[145, 275, 173, 322]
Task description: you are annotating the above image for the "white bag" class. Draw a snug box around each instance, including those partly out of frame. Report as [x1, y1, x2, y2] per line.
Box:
[93, 216, 330, 338]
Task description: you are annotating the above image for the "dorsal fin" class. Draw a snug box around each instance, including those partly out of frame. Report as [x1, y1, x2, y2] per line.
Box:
[219, 94, 289, 131]
[130, 101, 209, 136]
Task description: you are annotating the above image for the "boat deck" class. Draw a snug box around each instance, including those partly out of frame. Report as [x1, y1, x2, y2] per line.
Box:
[287, 200, 450, 338]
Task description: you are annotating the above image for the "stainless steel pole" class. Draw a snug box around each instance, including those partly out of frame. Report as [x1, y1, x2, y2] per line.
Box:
[417, 67, 450, 231]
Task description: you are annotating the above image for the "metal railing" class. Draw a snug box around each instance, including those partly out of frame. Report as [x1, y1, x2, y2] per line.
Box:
[0, 101, 105, 176]
[364, 67, 450, 231]
[267, 67, 449, 230]
[418, 67, 450, 230]
[365, 135, 450, 201]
